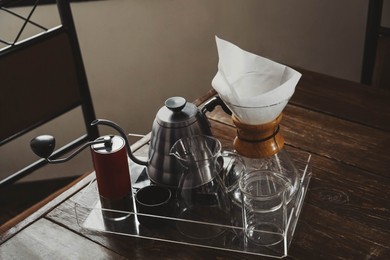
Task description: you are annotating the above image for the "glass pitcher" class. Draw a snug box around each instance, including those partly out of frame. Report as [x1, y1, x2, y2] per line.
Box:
[170, 135, 231, 240]
[225, 101, 300, 204]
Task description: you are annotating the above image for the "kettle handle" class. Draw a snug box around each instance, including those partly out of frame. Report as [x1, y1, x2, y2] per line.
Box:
[201, 96, 232, 116]
[91, 119, 148, 166]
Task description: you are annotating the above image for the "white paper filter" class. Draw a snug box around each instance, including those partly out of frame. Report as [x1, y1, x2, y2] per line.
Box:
[211, 36, 302, 124]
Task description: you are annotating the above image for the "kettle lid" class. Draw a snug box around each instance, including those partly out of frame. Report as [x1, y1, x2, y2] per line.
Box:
[156, 97, 199, 128]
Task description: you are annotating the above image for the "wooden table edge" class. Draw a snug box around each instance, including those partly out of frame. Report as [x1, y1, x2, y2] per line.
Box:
[0, 172, 95, 244]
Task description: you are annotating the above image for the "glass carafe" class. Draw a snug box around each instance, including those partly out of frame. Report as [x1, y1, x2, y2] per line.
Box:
[224, 100, 300, 204]
[170, 135, 231, 239]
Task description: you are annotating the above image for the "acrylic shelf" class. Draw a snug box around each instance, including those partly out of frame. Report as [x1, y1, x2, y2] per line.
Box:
[74, 150, 312, 259]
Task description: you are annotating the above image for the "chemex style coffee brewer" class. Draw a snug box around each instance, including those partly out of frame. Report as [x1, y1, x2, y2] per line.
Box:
[211, 36, 303, 204]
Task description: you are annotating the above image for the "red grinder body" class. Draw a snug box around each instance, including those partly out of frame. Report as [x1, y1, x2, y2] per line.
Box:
[91, 135, 131, 200]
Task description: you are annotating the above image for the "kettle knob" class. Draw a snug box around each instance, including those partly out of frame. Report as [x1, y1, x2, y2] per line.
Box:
[165, 97, 186, 112]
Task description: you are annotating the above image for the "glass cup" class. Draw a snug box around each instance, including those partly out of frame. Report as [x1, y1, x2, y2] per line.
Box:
[239, 170, 289, 246]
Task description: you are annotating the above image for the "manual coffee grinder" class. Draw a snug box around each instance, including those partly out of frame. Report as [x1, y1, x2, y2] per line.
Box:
[30, 119, 141, 218]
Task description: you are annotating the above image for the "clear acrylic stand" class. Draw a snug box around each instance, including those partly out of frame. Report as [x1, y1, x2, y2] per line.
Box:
[74, 150, 312, 259]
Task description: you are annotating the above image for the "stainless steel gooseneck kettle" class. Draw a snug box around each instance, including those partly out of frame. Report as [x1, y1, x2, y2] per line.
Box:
[144, 96, 227, 188]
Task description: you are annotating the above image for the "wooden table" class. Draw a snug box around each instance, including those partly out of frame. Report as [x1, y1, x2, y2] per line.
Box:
[1, 69, 389, 259]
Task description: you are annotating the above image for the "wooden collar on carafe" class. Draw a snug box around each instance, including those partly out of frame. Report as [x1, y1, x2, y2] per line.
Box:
[232, 113, 285, 158]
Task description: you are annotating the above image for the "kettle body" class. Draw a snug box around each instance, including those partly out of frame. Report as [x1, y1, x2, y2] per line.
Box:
[147, 97, 212, 188]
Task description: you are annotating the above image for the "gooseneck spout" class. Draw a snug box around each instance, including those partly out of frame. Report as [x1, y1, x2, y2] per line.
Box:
[91, 119, 148, 166]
